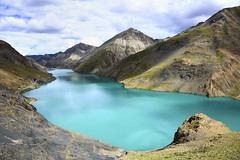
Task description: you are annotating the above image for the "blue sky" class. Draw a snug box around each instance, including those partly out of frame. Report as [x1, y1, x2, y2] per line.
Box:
[0, 0, 239, 55]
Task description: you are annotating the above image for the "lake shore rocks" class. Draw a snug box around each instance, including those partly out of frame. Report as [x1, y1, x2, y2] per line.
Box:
[0, 93, 126, 160]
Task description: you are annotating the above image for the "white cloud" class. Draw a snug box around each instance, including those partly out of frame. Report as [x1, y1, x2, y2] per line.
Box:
[0, 32, 79, 55]
[0, 0, 239, 55]
[81, 37, 103, 47]
[0, 17, 26, 31]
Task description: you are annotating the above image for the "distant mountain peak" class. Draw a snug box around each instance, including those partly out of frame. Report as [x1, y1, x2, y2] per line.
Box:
[121, 27, 148, 36]
[74, 28, 156, 74]
[64, 42, 96, 54]
[127, 27, 135, 30]
[101, 27, 155, 48]
[27, 42, 96, 69]
[125, 27, 139, 32]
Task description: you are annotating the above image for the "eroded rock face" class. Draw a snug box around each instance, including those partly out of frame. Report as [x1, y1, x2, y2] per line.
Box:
[173, 113, 231, 144]
[0, 93, 126, 160]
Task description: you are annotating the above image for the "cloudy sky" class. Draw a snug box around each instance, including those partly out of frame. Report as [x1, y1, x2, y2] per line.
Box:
[0, 0, 239, 55]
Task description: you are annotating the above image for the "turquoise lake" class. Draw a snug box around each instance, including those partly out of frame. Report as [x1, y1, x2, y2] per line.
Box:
[24, 69, 240, 151]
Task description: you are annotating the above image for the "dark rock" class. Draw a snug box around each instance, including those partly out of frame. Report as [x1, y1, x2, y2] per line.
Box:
[0, 93, 126, 159]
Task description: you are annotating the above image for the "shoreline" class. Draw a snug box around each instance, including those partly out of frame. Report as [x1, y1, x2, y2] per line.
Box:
[1, 69, 239, 159]
[73, 69, 240, 101]
[15, 80, 39, 101]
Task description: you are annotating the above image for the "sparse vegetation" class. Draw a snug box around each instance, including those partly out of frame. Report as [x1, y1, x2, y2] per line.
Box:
[168, 26, 215, 42]
[215, 52, 224, 63]
[221, 24, 228, 35]
[23, 96, 38, 104]
[229, 82, 240, 97]
[188, 120, 199, 129]
[121, 132, 240, 160]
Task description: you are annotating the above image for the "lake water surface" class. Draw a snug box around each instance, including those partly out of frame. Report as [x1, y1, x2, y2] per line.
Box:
[24, 69, 240, 151]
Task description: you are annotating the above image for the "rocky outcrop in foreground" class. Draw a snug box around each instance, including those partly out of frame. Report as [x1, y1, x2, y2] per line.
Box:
[122, 113, 240, 160]
[0, 92, 126, 159]
[173, 113, 231, 143]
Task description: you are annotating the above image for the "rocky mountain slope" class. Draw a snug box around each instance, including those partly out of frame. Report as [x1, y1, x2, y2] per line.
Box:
[74, 28, 156, 74]
[0, 40, 47, 72]
[105, 6, 240, 99]
[0, 40, 54, 91]
[28, 42, 96, 69]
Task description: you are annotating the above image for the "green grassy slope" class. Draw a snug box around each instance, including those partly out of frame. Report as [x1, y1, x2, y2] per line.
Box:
[122, 132, 240, 160]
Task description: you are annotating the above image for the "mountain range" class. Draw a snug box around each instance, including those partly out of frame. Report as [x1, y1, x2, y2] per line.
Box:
[27, 42, 96, 69]
[30, 7, 240, 100]
[75, 6, 240, 100]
